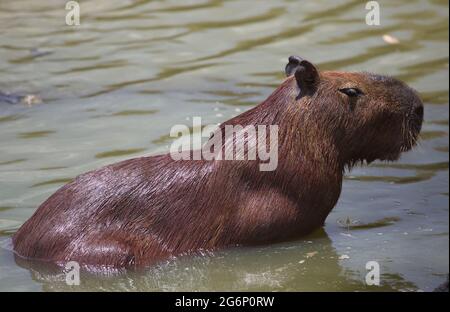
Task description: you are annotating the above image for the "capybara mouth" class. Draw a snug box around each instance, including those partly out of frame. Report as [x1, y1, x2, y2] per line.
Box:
[400, 104, 424, 153]
[381, 105, 423, 162]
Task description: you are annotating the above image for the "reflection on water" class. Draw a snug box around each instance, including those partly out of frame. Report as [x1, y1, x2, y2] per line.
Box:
[10, 230, 418, 292]
[0, 0, 448, 291]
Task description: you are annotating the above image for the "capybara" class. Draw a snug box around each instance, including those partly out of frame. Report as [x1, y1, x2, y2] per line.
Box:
[12, 56, 424, 270]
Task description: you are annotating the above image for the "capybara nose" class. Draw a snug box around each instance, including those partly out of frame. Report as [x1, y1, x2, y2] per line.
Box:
[409, 98, 424, 135]
[414, 104, 424, 120]
[409, 95, 424, 122]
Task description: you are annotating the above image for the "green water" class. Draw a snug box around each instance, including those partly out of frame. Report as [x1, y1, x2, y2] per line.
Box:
[0, 0, 448, 291]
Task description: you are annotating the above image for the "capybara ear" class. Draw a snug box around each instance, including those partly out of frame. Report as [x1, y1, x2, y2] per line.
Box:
[294, 60, 319, 97]
[285, 56, 319, 97]
[285, 55, 304, 77]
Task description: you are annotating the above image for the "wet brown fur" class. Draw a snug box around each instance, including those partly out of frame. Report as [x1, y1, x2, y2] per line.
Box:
[12, 67, 423, 270]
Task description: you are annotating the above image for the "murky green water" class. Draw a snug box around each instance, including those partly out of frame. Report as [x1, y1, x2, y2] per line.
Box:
[0, 0, 448, 291]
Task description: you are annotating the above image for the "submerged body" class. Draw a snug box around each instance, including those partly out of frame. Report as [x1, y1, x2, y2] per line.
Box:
[13, 57, 423, 269]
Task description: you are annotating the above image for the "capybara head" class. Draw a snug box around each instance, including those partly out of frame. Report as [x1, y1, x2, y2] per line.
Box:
[285, 55, 423, 166]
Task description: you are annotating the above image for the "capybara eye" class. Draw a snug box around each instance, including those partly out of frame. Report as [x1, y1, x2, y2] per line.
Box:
[339, 88, 363, 97]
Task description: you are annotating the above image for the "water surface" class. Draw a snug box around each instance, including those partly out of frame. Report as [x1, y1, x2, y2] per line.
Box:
[0, 0, 448, 291]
